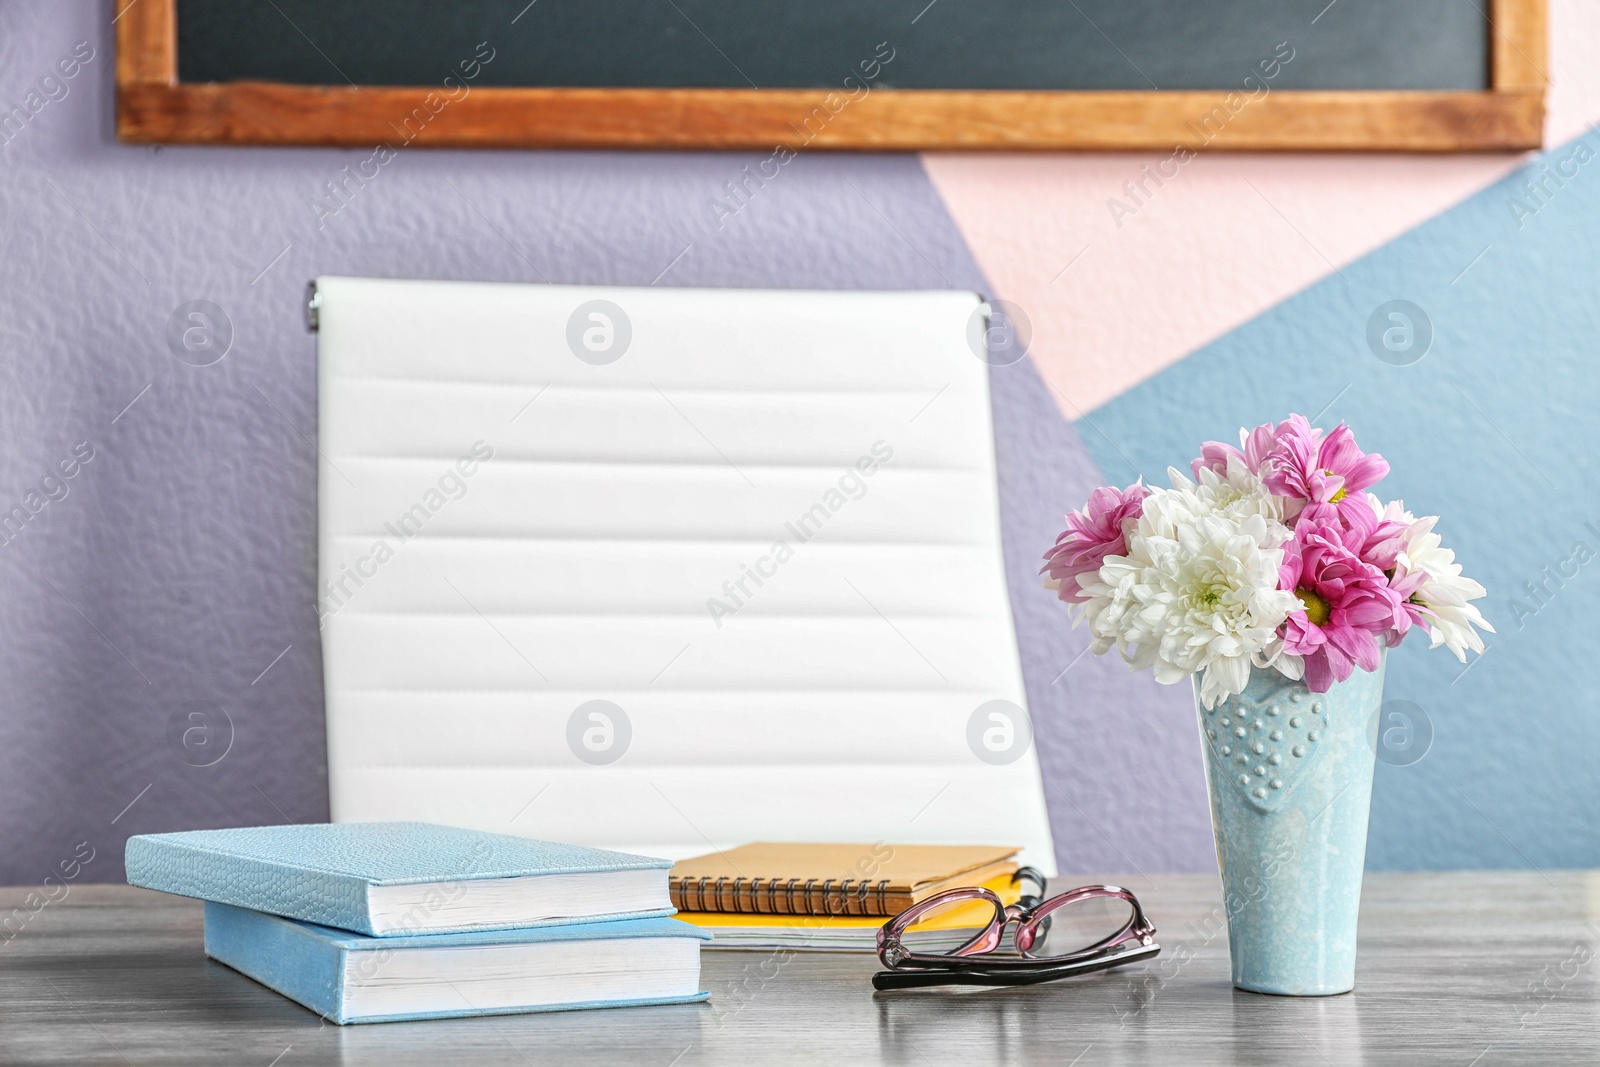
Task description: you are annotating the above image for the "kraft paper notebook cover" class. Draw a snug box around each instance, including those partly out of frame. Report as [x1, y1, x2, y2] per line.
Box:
[126, 822, 673, 936]
[204, 902, 709, 1025]
[668, 843, 1019, 918]
[682, 873, 1023, 952]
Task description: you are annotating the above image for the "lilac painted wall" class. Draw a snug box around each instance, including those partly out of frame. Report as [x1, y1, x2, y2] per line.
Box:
[990, 364, 1211, 874]
[0, 0, 1208, 885]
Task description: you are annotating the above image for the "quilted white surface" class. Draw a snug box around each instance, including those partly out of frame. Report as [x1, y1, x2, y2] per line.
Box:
[317, 276, 1056, 871]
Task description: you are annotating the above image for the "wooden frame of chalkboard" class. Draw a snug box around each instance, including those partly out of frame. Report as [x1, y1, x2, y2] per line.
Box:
[115, 0, 1545, 152]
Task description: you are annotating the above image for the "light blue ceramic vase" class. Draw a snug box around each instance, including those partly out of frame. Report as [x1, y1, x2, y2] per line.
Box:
[1193, 654, 1385, 996]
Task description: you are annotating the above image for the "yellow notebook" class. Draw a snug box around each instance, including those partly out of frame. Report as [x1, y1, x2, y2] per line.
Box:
[681, 874, 1022, 952]
[668, 842, 1019, 919]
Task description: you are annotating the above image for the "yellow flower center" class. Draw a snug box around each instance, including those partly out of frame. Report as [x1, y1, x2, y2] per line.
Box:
[1323, 470, 1347, 503]
[1298, 588, 1331, 626]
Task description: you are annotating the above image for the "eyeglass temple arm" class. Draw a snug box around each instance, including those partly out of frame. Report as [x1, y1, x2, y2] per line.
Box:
[1011, 865, 1048, 906]
[872, 942, 1162, 991]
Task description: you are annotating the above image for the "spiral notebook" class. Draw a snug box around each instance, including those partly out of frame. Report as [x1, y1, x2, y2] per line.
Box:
[668, 843, 1019, 919]
[681, 872, 1023, 952]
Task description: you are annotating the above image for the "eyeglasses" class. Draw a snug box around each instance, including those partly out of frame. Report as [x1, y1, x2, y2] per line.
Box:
[873, 868, 1159, 990]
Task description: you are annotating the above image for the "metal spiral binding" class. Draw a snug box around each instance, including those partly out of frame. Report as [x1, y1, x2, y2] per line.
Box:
[673, 874, 897, 916]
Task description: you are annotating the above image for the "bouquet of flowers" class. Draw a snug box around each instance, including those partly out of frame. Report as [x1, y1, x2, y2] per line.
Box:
[1042, 415, 1492, 708]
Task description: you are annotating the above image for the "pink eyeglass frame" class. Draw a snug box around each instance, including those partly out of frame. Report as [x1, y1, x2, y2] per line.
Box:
[874, 871, 1159, 990]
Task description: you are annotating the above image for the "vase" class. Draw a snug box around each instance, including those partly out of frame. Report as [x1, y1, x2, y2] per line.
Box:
[1193, 654, 1385, 995]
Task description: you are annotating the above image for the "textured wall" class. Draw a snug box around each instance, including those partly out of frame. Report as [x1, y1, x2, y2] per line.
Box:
[923, 0, 1600, 418]
[3, 0, 1588, 885]
[932, 1, 1600, 872]
[1084, 133, 1600, 869]
[1, 0, 1203, 885]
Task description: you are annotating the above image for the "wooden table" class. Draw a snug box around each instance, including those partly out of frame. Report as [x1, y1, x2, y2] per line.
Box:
[2, 874, 1595, 1065]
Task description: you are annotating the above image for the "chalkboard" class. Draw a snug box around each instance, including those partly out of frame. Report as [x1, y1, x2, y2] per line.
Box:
[175, 0, 1488, 92]
[116, 0, 1546, 151]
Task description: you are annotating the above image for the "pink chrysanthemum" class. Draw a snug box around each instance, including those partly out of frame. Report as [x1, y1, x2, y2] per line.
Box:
[1261, 416, 1390, 527]
[1042, 415, 1486, 702]
[1278, 516, 1410, 691]
[1042, 483, 1149, 606]
[1334, 491, 1410, 572]
[1191, 416, 1309, 481]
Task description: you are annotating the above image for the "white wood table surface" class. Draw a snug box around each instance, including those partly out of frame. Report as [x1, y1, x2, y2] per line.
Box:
[1, 873, 1595, 1066]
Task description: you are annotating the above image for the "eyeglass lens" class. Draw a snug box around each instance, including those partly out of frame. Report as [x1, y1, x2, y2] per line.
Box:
[1023, 894, 1136, 958]
[898, 891, 1136, 960]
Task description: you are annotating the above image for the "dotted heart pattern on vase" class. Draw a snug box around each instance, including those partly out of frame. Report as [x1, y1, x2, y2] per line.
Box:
[1201, 683, 1329, 814]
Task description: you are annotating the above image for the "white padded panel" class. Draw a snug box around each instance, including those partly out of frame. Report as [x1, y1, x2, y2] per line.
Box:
[317, 276, 1056, 872]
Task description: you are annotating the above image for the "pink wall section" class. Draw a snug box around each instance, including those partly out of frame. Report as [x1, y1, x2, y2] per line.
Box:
[923, 0, 1599, 418]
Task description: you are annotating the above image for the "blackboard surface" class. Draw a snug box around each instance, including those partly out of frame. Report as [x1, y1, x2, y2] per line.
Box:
[176, 0, 1489, 93]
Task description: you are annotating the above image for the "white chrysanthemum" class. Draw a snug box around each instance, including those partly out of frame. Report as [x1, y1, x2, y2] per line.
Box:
[1162, 461, 1285, 531]
[1388, 504, 1494, 661]
[1369, 494, 1407, 525]
[1080, 482, 1299, 708]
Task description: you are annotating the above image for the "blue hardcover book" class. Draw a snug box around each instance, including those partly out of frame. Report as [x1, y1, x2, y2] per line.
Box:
[205, 902, 710, 1024]
[126, 822, 674, 936]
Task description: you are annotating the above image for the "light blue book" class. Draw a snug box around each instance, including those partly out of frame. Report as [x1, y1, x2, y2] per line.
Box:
[205, 902, 710, 1024]
[126, 822, 674, 936]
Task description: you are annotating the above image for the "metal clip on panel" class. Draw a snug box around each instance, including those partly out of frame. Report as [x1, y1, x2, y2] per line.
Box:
[305, 281, 321, 333]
